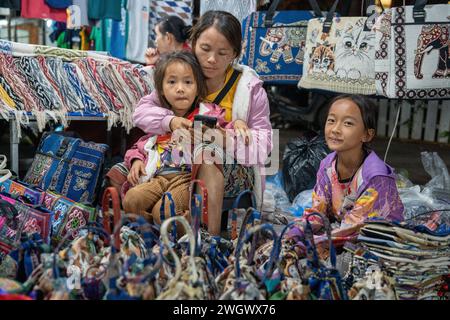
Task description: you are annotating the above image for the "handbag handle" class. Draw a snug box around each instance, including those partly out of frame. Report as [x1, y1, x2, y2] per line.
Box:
[265, 0, 324, 27]
[160, 216, 199, 287]
[101, 187, 121, 249]
[231, 189, 257, 240]
[160, 192, 177, 241]
[303, 212, 337, 269]
[234, 223, 280, 283]
[52, 222, 111, 280]
[322, 0, 340, 34]
[413, 0, 428, 23]
[190, 193, 203, 256]
[190, 179, 208, 226]
[0, 155, 12, 184]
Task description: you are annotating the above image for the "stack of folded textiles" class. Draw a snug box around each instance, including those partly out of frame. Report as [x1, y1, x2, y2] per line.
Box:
[354, 214, 450, 300]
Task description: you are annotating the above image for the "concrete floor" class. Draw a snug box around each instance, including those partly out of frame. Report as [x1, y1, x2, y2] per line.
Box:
[278, 129, 450, 186]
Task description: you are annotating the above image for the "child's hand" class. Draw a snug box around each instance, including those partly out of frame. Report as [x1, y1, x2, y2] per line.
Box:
[128, 159, 146, 186]
[170, 116, 193, 131]
[234, 119, 251, 146]
[145, 47, 159, 66]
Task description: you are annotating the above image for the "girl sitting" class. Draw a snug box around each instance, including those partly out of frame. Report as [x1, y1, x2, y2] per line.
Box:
[121, 51, 241, 224]
[301, 94, 404, 239]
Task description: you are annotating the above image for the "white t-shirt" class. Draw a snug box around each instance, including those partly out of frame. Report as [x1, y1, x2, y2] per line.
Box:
[126, 0, 149, 64]
[67, 0, 89, 28]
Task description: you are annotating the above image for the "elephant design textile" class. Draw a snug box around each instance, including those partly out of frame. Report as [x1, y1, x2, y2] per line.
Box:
[414, 24, 449, 79]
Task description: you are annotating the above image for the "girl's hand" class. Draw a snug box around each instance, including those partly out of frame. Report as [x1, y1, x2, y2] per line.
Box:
[128, 159, 146, 186]
[169, 116, 193, 132]
[234, 119, 251, 146]
[145, 47, 159, 65]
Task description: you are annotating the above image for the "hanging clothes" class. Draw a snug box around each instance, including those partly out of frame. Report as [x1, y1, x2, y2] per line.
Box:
[67, 0, 89, 28]
[87, 0, 122, 21]
[109, 0, 127, 60]
[125, 0, 149, 64]
[21, 0, 67, 22]
[0, 0, 21, 10]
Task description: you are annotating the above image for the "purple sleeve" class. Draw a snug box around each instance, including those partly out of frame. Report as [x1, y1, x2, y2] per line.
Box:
[132, 91, 175, 135]
[343, 176, 405, 225]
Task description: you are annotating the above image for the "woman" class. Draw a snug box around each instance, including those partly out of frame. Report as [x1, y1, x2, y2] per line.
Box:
[133, 11, 272, 235]
[145, 15, 191, 66]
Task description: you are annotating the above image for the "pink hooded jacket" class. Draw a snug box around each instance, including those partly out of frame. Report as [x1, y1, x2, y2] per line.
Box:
[132, 64, 272, 207]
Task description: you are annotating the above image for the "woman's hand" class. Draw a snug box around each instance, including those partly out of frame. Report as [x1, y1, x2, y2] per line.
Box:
[234, 119, 251, 146]
[169, 116, 193, 131]
[145, 47, 160, 66]
[128, 159, 146, 186]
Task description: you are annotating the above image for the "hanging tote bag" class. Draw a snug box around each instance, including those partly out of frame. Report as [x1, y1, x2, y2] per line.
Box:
[299, 0, 378, 95]
[239, 0, 325, 85]
[374, 0, 450, 99]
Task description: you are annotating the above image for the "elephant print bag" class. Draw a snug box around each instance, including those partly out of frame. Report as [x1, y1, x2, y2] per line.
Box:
[239, 0, 325, 85]
[374, 0, 450, 99]
[299, 0, 377, 95]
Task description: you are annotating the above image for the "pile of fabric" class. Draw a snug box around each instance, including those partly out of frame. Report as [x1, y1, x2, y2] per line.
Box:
[343, 213, 450, 300]
[0, 40, 154, 137]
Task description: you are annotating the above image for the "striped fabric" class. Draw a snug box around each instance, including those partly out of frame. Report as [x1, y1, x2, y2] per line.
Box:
[0, 40, 154, 137]
[148, 0, 193, 44]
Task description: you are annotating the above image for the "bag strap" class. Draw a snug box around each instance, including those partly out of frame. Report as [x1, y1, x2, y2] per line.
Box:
[265, 0, 324, 26]
[212, 69, 241, 106]
[190, 179, 208, 226]
[0, 155, 12, 184]
[231, 189, 257, 240]
[160, 192, 177, 241]
[322, 0, 340, 34]
[160, 216, 199, 286]
[413, 0, 428, 23]
[101, 187, 122, 249]
[234, 223, 280, 283]
[303, 212, 337, 269]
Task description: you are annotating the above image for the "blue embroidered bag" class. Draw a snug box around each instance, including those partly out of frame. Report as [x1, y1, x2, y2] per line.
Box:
[239, 0, 325, 84]
[24, 132, 108, 205]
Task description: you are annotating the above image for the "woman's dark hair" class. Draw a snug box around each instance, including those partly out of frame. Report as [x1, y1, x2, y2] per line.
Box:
[327, 94, 377, 133]
[190, 10, 242, 58]
[158, 15, 191, 44]
[153, 51, 207, 110]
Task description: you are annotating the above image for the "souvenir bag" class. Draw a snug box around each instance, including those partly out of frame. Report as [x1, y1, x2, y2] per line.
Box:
[41, 191, 96, 246]
[219, 223, 279, 300]
[24, 132, 108, 204]
[303, 212, 348, 300]
[157, 216, 217, 300]
[299, 0, 377, 95]
[374, 0, 450, 99]
[0, 179, 45, 206]
[105, 214, 161, 300]
[189, 185, 233, 278]
[49, 222, 111, 300]
[267, 221, 312, 300]
[0, 193, 52, 245]
[230, 189, 257, 240]
[214, 208, 262, 298]
[200, 0, 257, 23]
[240, 0, 325, 84]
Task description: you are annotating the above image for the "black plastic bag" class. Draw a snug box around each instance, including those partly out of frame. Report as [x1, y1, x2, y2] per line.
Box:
[282, 133, 330, 202]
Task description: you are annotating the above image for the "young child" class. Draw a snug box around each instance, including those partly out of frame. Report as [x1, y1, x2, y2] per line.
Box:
[303, 94, 404, 238]
[121, 51, 244, 224]
[121, 51, 203, 223]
